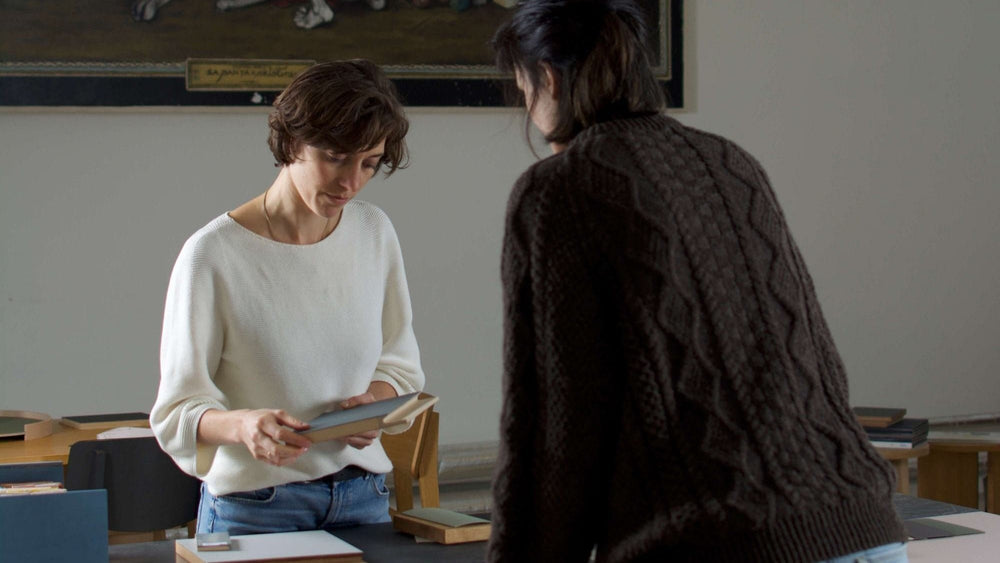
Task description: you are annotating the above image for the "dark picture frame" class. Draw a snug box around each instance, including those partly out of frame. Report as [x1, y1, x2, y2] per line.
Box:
[0, 0, 682, 108]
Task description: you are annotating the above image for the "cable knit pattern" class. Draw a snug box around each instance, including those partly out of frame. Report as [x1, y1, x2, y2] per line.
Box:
[488, 114, 904, 562]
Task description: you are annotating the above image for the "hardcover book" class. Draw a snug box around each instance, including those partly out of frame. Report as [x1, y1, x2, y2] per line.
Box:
[865, 418, 929, 442]
[298, 393, 438, 443]
[853, 406, 906, 428]
[59, 412, 150, 430]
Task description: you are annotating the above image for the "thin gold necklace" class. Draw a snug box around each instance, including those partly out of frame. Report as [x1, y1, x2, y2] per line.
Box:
[262, 188, 332, 243]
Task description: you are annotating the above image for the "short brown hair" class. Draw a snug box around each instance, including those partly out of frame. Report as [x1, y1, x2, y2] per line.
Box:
[267, 60, 409, 174]
[492, 0, 665, 146]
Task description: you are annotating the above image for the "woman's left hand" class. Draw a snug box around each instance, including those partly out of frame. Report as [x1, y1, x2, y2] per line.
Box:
[338, 382, 398, 449]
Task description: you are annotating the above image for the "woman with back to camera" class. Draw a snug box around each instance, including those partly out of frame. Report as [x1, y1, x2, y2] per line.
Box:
[151, 60, 424, 535]
[488, 1, 907, 561]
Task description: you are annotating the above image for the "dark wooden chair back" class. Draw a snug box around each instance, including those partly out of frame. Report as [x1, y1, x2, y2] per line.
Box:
[66, 437, 200, 541]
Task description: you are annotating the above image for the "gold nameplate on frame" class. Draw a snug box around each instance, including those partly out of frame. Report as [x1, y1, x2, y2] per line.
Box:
[185, 59, 315, 91]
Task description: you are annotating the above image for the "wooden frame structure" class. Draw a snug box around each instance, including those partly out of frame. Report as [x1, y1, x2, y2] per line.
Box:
[381, 393, 441, 513]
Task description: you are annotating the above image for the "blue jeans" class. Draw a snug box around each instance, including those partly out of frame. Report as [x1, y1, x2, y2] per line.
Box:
[196, 472, 391, 535]
[820, 542, 908, 563]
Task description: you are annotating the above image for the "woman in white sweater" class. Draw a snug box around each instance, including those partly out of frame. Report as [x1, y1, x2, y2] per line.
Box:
[151, 60, 425, 535]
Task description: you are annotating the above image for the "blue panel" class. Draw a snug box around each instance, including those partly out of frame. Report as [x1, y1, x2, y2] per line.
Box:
[0, 490, 109, 563]
[0, 461, 64, 484]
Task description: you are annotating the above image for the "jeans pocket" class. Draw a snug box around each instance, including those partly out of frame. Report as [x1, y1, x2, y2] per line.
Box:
[219, 486, 278, 506]
[369, 473, 390, 498]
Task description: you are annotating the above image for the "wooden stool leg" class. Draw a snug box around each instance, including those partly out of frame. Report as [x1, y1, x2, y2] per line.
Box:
[393, 466, 415, 513]
[417, 412, 440, 508]
[918, 450, 979, 509]
[891, 459, 909, 494]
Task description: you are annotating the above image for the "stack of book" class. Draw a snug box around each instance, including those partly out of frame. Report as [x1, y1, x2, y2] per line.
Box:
[853, 407, 929, 449]
[0, 480, 66, 496]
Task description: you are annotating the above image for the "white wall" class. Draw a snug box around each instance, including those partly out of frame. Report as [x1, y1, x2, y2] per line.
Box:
[1, 1, 998, 445]
[681, 0, 1000, 417]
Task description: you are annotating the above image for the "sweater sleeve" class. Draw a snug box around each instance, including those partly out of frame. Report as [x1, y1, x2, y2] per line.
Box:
[370, 217, 424, 404]
[150, 237, 228, 478]
[489, 166, 623, 561]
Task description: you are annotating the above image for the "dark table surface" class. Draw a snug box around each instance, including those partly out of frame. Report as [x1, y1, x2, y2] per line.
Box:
[110, 495, 978, 562]
[111, 520, 487, 563]
[892, 492, 976, 519]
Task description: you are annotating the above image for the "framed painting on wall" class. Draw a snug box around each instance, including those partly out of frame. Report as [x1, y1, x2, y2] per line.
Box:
[0, 0, 682, 108]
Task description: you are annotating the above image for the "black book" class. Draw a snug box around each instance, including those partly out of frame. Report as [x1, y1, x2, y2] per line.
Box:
[59, 412, 149, 430]
[865, 418, 929, 441]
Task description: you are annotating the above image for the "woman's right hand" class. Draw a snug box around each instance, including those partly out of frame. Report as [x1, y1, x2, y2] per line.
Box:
[198, 408, 313, 466]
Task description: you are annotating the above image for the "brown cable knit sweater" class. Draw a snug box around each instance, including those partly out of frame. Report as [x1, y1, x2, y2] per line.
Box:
[488, 114, 906, 562]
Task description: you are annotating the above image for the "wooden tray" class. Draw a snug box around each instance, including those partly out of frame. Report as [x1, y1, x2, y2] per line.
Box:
[0, 410, 54, 440]
[391, 511, 490, 545]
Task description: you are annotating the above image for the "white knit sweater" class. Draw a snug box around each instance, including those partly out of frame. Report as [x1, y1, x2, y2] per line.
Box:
[151, 200, 424, 496]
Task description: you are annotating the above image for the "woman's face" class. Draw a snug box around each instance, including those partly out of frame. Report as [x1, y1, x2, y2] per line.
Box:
[286, 140, 385, 219]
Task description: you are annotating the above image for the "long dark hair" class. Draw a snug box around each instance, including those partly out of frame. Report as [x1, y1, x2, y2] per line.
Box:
[492, 0, 665, 146]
